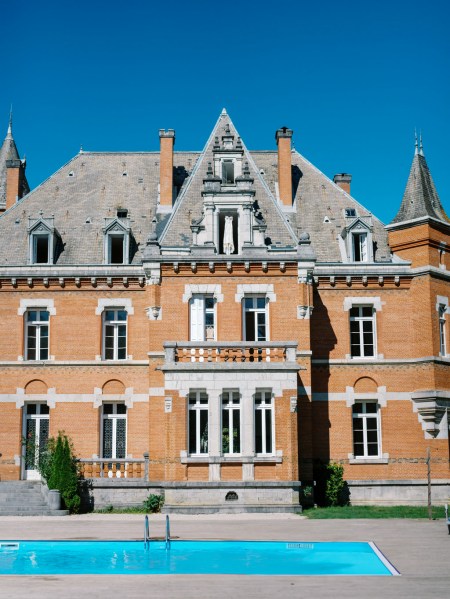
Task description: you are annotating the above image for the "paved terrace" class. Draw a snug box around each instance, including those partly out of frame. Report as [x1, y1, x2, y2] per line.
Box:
[0, 513, 448, 598]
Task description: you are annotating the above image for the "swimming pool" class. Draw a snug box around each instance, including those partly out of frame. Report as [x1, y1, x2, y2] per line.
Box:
[0, 540, 399, 576]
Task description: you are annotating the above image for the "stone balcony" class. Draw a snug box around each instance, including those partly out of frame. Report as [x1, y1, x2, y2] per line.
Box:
[162, 341, 298, 368]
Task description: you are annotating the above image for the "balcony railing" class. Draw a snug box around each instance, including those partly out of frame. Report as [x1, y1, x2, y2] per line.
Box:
[164, 342, 298, 364]
[78, 454, 149, 480]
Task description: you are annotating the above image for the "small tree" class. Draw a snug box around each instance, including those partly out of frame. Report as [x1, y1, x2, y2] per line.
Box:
[42, 432, 81, 513]
[325, 462, 349, 507]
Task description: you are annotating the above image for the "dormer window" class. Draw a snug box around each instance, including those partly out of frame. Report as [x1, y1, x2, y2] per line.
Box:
[33, 234, 50, 264]
[103, 218, 131, 265]
[108, 234, 125, 264]
[28, 216, 60, 265]
[352, 232, 368, 262]
[343, 216, 373, 263]
[222, 160, 235, 184]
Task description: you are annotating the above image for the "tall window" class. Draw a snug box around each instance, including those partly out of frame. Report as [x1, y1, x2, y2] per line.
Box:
[352, 232, 368, 262]
[25, 310, 50, 360]
[103, 309, 127, 360]
[222, 391, 241, 454]
[254, 390, 274, 454]
[439, 305, 447, 356]
[222, 160, 235, 184]
[188, 391, 209, 454]
[352, 402, 381, 458]
[243, 297, 268, 341]
[102, 403, 127, 460]
[349, 306, 375, 358]
[190, 295, 215, 341]
[24, 403, 50, 478]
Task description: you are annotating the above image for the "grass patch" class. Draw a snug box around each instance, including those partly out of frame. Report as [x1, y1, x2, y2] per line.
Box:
[94, 505, 149, 514]
[302, 505, 446, 519]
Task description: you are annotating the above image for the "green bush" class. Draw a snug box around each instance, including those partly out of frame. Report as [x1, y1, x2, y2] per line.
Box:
[143, 493, 164, 513]
[325, 462, 349, 507]
[40, 432, 81, 513]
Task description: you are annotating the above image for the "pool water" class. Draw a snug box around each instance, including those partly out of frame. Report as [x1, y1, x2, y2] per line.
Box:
[0, 540, 398, 576]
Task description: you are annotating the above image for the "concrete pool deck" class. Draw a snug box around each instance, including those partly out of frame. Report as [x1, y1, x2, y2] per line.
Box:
[0, 513, 448, 598]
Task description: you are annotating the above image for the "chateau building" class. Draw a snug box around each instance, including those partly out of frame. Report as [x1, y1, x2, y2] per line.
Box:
[0, 109, 448, 511]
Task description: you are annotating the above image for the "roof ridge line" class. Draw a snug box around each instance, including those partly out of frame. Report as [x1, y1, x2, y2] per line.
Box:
[293, 149, 386, 227]
[0, 154, 80, 218]
[159, 110, 227, 244]
[238, 133, 298, 244]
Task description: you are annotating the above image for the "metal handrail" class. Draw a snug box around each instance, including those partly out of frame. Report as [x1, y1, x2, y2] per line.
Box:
[144, 515, 150, 549]
[165, 514, 171, 550]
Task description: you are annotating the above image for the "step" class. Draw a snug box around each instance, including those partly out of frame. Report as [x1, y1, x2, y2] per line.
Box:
[0, 509, 69, 516]
[0, 482, 41, 489]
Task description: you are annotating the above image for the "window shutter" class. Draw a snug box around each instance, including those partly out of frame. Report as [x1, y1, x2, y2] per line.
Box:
[190, 296, 205, 341]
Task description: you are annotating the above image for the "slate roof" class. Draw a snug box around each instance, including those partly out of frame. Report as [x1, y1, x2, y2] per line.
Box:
[251, 151, 392, 262]
[0, 110, 397, 266]
[390, 146, 449, 225]
[0, 118, 29, 208]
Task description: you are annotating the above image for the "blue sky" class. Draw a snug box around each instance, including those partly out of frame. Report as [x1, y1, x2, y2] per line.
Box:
[2, 0, 449, 224]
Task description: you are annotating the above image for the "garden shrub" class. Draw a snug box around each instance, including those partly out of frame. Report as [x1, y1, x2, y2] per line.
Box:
[143, 493, 164, 513]
[41, 432, 81, 513]
[325, 462, 349, 507]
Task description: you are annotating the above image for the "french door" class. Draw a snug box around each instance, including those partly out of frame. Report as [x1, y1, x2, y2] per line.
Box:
[23, 403, 50, 480]
[101, 403, 127, 477]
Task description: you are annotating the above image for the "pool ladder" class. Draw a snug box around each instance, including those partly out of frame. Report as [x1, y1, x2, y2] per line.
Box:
[144, 515, 150, 550]
[165, 514, 171, 550]
[144, 514, 171, 549]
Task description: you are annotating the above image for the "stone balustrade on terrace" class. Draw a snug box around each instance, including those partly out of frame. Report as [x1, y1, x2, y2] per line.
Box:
[163, 341, 298, 364]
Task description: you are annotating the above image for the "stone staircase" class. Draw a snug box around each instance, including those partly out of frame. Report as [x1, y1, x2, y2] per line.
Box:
[0, 481, 69, 516]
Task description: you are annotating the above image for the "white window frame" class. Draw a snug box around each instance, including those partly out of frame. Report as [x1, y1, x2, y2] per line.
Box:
[188, 391, 209, 455]
[243, 295, 269, 341]
[102, 308, 128, 361]
[101, 403, 127, 460]
[189, 294, 216, 342]
[221, 159, 235, 184]
[352, 401, 381, 459]
[221, 390, 241, 455]
[254, 390, 275, 455]
[349, 305, 377, 359]
[25, 309, 50, 361]
[436, 297, 449, 357]
[439, 305, 447, 356]
[107, 232, 127, 264]
[352, 231, 368, 262]
[31, 233, 51, 264]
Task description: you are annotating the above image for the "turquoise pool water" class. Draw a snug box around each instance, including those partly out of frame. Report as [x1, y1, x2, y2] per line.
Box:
[0, 540, 398, 576]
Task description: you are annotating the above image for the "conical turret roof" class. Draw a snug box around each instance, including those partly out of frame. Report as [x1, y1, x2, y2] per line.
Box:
[391, 138, 449, 224]
[0, 114, 21, 207]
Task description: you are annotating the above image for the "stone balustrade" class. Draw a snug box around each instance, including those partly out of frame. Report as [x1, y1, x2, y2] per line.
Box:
[78, 453, 149, 480]
[164, 341, 298, 364]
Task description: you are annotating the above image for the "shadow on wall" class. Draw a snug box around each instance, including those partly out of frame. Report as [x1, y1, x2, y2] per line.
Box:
[308, 289, 337, 506]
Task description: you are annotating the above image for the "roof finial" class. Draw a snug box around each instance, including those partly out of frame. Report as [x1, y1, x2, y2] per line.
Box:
[6, 105, 13, 139]
[414, 128, 418, 155]
[419, 131, 424, 157]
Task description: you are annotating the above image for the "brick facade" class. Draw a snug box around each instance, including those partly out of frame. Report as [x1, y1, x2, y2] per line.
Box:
[0, 111, 448, 510]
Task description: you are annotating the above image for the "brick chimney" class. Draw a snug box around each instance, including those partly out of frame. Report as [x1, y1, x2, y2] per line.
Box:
[333, 173, 352, 194]
[275, 127, 293, 206]
[6, 158, 27, 210]
[159, 129, 175, 207]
